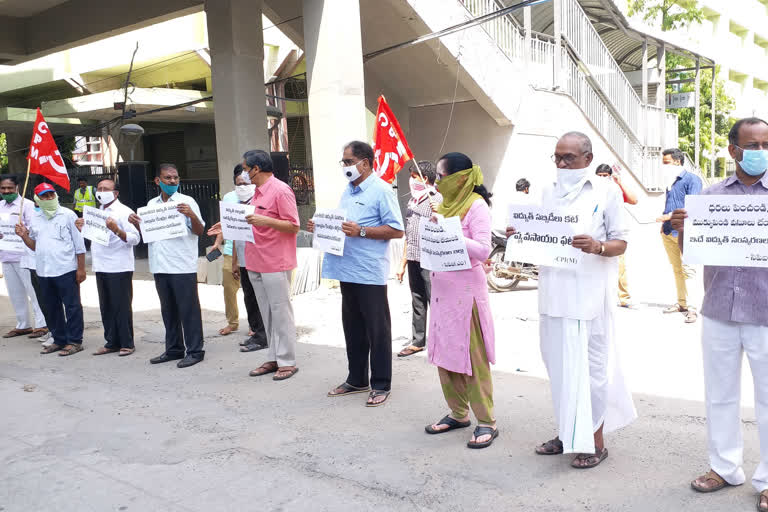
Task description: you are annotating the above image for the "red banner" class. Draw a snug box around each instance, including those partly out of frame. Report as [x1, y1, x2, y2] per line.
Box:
[27, 108, 70, 190]
[372, 96, 414, 184]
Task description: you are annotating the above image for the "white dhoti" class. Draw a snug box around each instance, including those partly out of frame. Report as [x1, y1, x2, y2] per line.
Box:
[2, 261, 45, 330]
[702, 315, 768, 492]
[540, 306, 636, 454]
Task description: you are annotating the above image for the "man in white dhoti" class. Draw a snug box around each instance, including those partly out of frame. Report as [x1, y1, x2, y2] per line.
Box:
[509, 132, 636, 469]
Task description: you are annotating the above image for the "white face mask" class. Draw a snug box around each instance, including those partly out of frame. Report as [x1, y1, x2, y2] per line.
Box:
[239, 170, 252, 184]
[96, 191, 115, 205]
[343, 162, 362, 182]
[661, 163, 681, 188]
[555, 167, 589, 197]
[235, 184, 256, 202]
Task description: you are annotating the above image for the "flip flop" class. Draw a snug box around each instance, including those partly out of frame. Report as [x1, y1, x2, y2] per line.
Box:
[425, 415, 471, 434]
[119, 348, 135, 357]
[3, 328, 33, 338]
[249, 362, 278, 377]
[571, 448, 608, 469]
[398, 346, 424, 357]
[327, 382, 370, 397]
[467, 426, 499, 449]
[273, 367, 299, 381]
[93, 347, 119, 356]
[365, 390, 390, 407]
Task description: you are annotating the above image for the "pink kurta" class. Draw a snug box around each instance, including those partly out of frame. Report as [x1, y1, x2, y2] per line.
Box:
[428, 199, 495, 375]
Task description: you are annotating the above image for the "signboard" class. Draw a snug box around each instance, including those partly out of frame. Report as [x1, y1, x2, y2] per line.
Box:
[419, 215, 471, 272]
[219, 202, 255, 243]
[312, 209, 346, 256]
[666, 92, 695, 109]
[137, 203, 187, 243]
[0, 215, 25, 253]
[504, 204, 586, 268]
[81, 206, 111, 246]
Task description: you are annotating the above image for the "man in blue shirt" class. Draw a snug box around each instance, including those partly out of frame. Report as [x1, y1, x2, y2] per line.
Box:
[307, 141, 404, 407]
[658, 148, 702, 323]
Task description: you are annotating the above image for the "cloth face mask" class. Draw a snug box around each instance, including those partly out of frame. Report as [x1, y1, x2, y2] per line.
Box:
[343, 162, 362, 182]
[96, 191, 115, 205]
[235, 184, 256, 202]
[158, 182, 179, 196]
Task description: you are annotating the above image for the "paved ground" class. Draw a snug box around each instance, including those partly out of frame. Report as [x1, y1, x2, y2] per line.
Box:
[1, 224, 765, 511]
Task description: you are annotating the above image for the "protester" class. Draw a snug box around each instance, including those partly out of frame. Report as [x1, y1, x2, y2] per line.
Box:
[658, 148, 701, 322]
[307, 141, 404, 406]
[395, 160, 442, 358]
[516, 178, 530, 194]
[240, 150, 300, 381]
[509, 132, 636, 468]
[75, 178, 139, 356]
[669, 117, 768, 511]
[595, 164, 638, 308]
[128, 163, 206, 368]
[0, 175, 47, 339]
[20, 209, 53, 346]
[15, 182, 86, 356]
[423, 153, 498, 449]
[73, 177, 96, 217]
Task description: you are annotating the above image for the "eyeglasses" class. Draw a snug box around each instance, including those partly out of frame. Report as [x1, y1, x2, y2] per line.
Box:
[735, 143, 768, 151]
[339, 159, 360, 167]
[551, 152, 588, 165]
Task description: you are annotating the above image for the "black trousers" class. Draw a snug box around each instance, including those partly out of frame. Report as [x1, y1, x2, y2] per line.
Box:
[340, 282, 392, 391]
[38, 271, 83, 346]
[240, 266, 267, 345]
[96, 272, 134, 349]
[28, 269, 50, 327]
[407, 260, 431, 348]
[154, 273, 204, 358]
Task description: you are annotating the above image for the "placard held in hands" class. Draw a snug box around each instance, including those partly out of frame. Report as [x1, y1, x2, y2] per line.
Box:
[81, 205, 112, 246]
[312, 208, 346, 256]
[418, 215, 471, 272]
[220, 202, 255, 243]
[504, 204, 585, 268]
[137, 202, 188, 243]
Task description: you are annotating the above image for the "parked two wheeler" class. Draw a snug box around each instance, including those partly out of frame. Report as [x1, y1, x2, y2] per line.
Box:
[485, 229, 539, 292]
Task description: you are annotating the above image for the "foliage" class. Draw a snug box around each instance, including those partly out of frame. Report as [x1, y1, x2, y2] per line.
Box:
[627, 0, 703, 31]
[0, 133, 7, 173]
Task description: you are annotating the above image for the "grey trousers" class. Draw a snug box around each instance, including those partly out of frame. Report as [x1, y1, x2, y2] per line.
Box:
[248, 270, 297, 367]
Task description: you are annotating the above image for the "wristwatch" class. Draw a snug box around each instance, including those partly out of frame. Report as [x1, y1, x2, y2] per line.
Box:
[360, 227, 367, 238]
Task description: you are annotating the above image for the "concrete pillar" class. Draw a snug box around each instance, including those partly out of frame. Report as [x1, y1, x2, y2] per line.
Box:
[205, 0, 269, 194]
[302, 0, 367, 209]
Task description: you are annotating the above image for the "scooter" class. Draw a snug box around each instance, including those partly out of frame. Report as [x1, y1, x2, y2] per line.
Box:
[486, 229, 538, 292]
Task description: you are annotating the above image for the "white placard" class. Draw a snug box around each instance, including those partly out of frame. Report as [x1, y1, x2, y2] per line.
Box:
[312, 208, 346, 256]
[220, 202, 255, 243]
[419, 215, 471, 272]
[683, 195, 768, 267]
[504, 204, 585, 268]
[137, 202, 187, 243]
[0, 215, 25, 253]
[81, 205, 111, 246]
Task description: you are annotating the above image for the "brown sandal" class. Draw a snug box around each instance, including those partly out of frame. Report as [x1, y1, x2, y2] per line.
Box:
[535, 438, 564, 455]
[28, 328, 48, 338]
[571, 448, 608, 469]
[41, 344, 63, 354]
[397, 346, 424, 357]
[249, 362, 278, 377]
[93, 347, 119, 356]
[119, 348, 135, 357]
[59, 344, 84, 357]
[273, 367, 299, 381]
[3, 328, 33, 338]
[757, 489, 768, 511]
[691, 470, 729, 493]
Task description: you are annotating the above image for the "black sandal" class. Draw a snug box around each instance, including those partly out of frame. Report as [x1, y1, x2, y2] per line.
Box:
[425, 415, 471, 434]
[327, 382, 371, 397]
[535, 437, 564, 455]
[365, 389, 390, 407]
[467, 426, 499, 449]
[571, 448, 608, 469]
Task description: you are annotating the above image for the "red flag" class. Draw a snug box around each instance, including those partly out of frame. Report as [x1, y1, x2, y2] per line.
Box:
[372, 96, 414, 184]
[27, 108, 70, 190]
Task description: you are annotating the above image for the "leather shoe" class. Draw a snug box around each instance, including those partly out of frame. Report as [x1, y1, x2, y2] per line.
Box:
[150, 353, 184, 364]
[177, 355, 203, 368]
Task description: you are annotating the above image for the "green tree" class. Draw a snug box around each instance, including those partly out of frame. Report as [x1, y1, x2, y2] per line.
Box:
[0, 133, 7, 173]
[627, 0, 703, 31]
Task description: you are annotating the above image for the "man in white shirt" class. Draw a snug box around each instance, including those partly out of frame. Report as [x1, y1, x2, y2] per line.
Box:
[0, 174, 47, 339]
[508, 132, 636, 469]
[16, 182, 86, 356]
[75, 178, 140, 357]
[128, 163, 206, 368]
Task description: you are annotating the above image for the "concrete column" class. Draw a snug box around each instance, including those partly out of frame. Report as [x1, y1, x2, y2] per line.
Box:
[302, 0, 367, 209]
[205, 0, 269, 194]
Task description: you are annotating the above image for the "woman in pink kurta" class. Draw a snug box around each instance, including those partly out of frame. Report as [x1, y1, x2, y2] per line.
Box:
[424, 153, 497, 449]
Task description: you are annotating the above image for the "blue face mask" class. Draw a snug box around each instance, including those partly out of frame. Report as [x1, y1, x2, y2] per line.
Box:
[739, 149, 768, 176]
[158, 182, 179, 196]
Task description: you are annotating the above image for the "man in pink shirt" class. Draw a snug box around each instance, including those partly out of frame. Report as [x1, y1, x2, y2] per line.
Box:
[242, 150, 300, 381]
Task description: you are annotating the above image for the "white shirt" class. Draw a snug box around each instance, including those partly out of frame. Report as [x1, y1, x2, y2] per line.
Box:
[29, 207, 86, 278]
[145, 192, 204, 275]
[538, 177, 628, 320]
[0, 196, 35, 264]
[91, 199, 140, 273]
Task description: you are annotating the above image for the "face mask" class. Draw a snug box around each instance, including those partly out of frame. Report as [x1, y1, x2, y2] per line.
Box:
[343, 162, 362, 182]
[1, 192, 18, 203]
[555, 167, 589, 197]
[96, 191, 115, 205]
[661, 164, 681, 188]
[158, 182, 179, 196]
[739, 149, 768, 176]
[34, 195, 59, 219]
[409, 177, 429, 200]
[240, 170, 252, 184]
[235, 184, 256, 202]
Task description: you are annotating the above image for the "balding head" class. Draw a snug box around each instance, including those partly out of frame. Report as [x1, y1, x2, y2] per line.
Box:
[554, 131, 594, 169]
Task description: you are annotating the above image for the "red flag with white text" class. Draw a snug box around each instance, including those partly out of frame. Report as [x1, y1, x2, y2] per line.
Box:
[27, 108, 70, 190]
[372, 96, 414, 184]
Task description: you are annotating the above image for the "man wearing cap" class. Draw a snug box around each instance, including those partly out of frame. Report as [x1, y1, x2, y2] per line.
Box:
[75, 178, 140, 357]
[15, 182, 87, 356]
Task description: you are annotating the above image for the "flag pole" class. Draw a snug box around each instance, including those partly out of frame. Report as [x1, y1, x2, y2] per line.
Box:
[18, 159, 31, 219]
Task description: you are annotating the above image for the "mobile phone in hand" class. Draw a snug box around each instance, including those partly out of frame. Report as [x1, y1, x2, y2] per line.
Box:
[206, 248, 222, 262]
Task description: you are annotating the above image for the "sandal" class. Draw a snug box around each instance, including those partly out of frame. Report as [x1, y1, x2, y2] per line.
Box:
[28, 328, 48, 338]
[240, 343, 267, 352]
[366, 389, 390, 407]
[273, 367, 299, 381]
[41, 344, 63, 354]
[397, 346, 424, 357]
[249, 362, 278, 377]
[425, 415, 471, 434]
[93, 347, 119, 356]
[119, 348, 135, 357]
[691, 470, 729, 493]
[467, 426, 499, 449]
[59, 344, 84, 357]
[3, 328, 33, 338]
[327, 382, 371, 397]
[571, 448, 608, 469]
[757, 489, 768, 511]
[535, 437, 564, 455]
